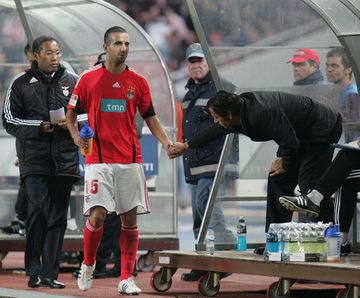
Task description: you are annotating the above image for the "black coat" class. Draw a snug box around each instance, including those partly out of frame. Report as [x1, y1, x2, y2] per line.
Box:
[188, 91, 342, 171]
[2, 62, 80, 180]
[182, 72, 236, 183]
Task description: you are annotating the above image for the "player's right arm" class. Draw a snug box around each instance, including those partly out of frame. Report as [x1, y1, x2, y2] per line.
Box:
[66, 108, 80, 147]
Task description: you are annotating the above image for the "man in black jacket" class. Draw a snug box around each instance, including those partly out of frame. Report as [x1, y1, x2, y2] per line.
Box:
[170, 90, 342, 231]
[2, 36, 80, 289]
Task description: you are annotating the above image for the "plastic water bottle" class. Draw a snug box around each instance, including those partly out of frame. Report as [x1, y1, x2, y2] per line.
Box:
[206, 226, 215, 255]
[79, 124, 94, 156]
[264, 224, 279, 260]
[236, 216, 247, 251]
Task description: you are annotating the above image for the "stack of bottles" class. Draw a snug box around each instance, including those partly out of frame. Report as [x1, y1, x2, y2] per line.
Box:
[264, 222, 328, 262]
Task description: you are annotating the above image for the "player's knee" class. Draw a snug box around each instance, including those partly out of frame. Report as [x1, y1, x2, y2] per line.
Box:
[89, 206, 107, 227]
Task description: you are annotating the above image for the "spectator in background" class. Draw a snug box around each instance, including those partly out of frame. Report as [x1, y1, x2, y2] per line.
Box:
[288, 48, 325, 86]
[180, 43, 236, 282]
[326, 47, 359, 141]
[2, 35, 80, 289]
[24, 42, 35, 64]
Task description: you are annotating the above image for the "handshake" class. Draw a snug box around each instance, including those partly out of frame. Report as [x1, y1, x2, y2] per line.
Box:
[166, 142, 189, 159]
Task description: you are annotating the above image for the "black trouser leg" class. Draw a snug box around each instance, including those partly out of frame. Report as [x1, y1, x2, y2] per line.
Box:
[15, 179, 28, 222]
[42, 177, 73, 280]
[266, 171, 297, 231]
[335, 178, 360, 233]
[297, 143, 335, 223]
[24, 175, 49, 277]
[316, 149, 360, 197]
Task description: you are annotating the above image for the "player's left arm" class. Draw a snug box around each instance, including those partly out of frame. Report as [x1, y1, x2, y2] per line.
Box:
[145, 115, 172, 150]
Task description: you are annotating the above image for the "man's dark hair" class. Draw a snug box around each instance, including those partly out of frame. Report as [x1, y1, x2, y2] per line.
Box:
[104, 26, 127, 45]
[327, 47, 352, 78]
[32, 36, 60, 54]
[24, 42, 31, 56]
[327, 47, 351, 68]
[207, 90, 243, 118]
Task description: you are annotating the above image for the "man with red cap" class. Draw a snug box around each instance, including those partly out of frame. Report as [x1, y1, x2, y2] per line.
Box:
[288, 48, 325, 86]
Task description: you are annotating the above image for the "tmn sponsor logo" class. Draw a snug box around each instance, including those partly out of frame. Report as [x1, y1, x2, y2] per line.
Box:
[101, 99, 126, 112]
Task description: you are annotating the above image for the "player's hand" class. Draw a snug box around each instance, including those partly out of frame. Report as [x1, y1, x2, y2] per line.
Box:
[169, 142, 189, 159]
[57, 118, 67, 130]
[40, 121, 54, 134]
[269, 157, 286, 176]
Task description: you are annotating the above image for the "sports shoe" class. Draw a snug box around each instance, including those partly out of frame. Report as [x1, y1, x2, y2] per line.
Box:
[340, 239, 352, 255]
[77, 262, 95, 291]
[1, 220, 25, 235]
[118, 276, 141, 295]
[279, 195, 320, 218]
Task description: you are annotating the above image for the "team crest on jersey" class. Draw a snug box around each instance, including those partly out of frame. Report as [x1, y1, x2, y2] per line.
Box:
[62, 86, 70, 96]
[127, 86, 135, 100]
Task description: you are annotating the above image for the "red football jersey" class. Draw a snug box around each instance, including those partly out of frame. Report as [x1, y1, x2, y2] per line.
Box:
[68, 65, 155, 164]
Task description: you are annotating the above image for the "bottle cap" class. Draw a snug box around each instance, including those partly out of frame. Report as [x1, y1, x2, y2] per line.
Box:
[79, 124, 94, 139]
[324, 224, 341, 238]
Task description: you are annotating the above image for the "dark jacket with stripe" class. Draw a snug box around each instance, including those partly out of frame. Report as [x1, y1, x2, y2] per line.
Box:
[182, 72, 237, 184]
[2, 62, 80, 181]
[188, 91, 342, 172]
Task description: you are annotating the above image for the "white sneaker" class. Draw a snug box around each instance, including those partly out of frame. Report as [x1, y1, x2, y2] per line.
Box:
[77, 262, 95, 291]
[118, 276, 142, 295]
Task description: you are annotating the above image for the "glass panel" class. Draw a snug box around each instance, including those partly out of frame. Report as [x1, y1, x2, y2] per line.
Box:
[311, 0, 360, 34]
[348, 0, 360, 9]
[23, 1, 151, 56]
[193, 0, 338, 47]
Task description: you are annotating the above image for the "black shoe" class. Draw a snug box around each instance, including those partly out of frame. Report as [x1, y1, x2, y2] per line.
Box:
[181, 270, 207, 281]
[1, 220, 25, 234]
[72, 269, 80, 279]
[279, 195, 320, 218]
[253, 246, 265, 255]
[219, 272, 232, 279]
[40, 278, 65, 289]
[28, 275, 41, 288]
[341, 240, 352, 255]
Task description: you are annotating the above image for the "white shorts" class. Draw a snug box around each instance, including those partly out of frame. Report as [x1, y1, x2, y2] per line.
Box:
[83, 163, 150, 216]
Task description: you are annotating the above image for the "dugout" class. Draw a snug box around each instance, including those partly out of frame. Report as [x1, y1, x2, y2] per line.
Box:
[150, 1, 360, 297]
[182, 0, 360, 252]
[0, 0, 178, 269]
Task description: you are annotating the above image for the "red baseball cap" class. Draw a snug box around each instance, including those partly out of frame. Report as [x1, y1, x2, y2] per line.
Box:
[287, 48, 320, 64]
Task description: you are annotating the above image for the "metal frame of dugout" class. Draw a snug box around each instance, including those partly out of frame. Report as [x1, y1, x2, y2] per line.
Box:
[150, 0, 360, 297]
[0, 0, 178, 271]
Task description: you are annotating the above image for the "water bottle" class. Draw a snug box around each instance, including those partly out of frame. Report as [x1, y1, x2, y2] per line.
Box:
[205, 226, 215, 255]
[236, 216, 247, 251]
[79, 124, 94, 156]
[264, 224, 280, 261]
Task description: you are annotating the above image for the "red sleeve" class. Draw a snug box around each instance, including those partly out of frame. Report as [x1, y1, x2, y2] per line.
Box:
[68, 73, 86, 110]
